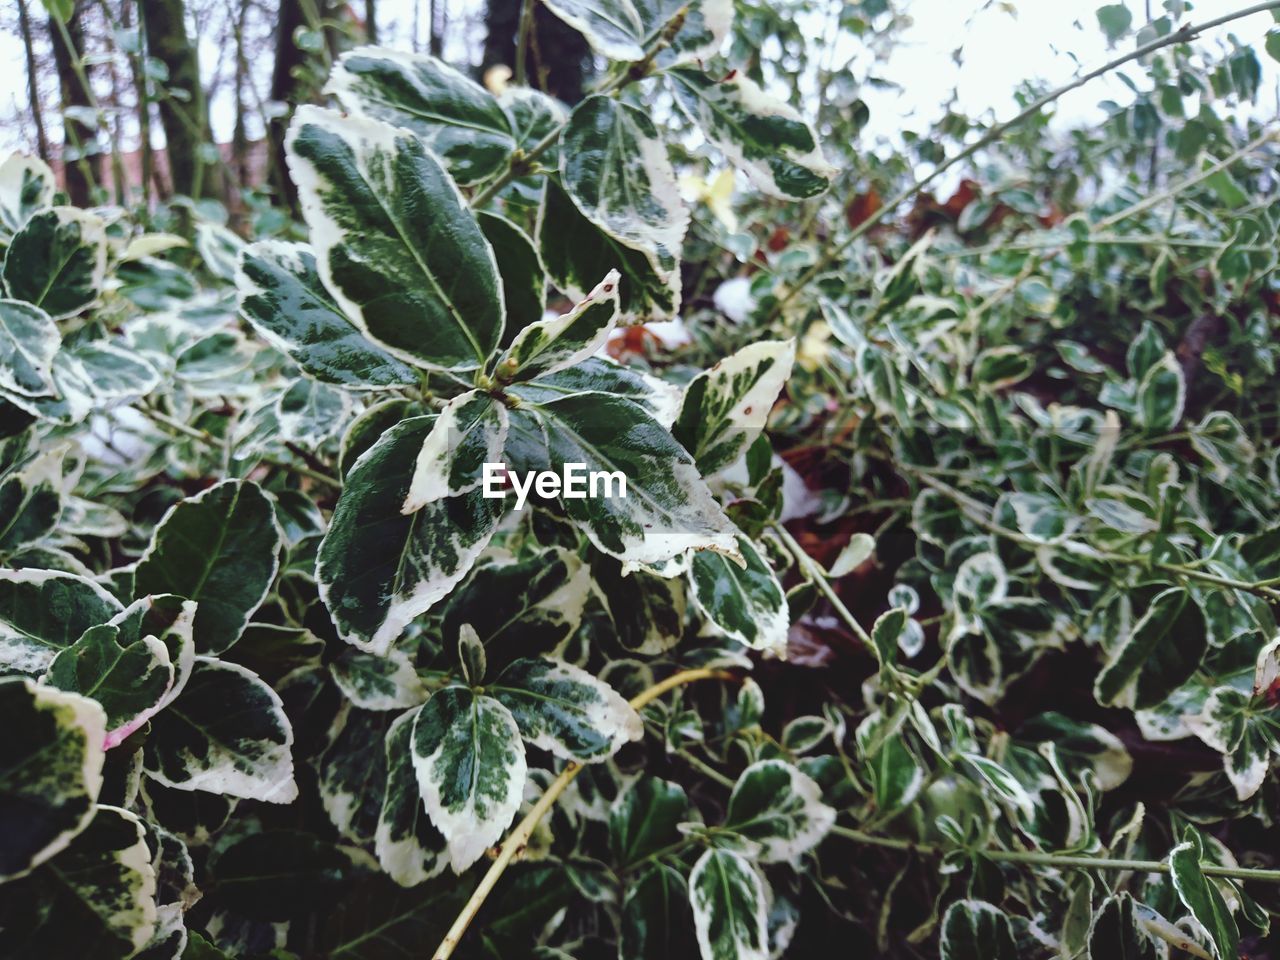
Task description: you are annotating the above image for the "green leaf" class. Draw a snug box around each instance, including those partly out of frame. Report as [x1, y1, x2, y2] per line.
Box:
[144, 657, 297, 803]
[539, 178, 679, 322]
[1095, 587, 1207, 709]
[620, 863, 696, 960]
[402, 390, 508, 512]
[2, 207, 107, 320]
[540, 0, 731, 66]
[0, 568, 123, 675]
[0, 300, 59, 398]
[673, 339, 795, 475]
[5, 337, 160, 426]
[317, 415, 506, 654]
[480, 212, 546, 340]
[441, 548, 591, 663]
[870, 607, 908, 668]
[327, 47, 516, 185]
[207, 829, 352, 921]
[972, 345, 1035, 390]
[330, 645, 428, 711]
[45, 623, 174, 743]
[507, 354, 680, 426]
[276, 377, 351, 443]
[411, 685, 526, 872]
[0, 448, 61, 558]
[495, 270, 621, 384]
[322, 710, 391, 846]
[723, 759, 835, 862]
[501, 391, 738, 567]
[1097, 3, 1133, 42]
[236, 239, 417, 389]
[940, 900, 1018, 960]
[1186, 685, 1275, 801]
[609, 777, 690, 868]
[286, 105, 505, 370]
[456, 623, 486, 686]
[1126, 320, 1165, 380]
[490, 656, 643, 762]
[668, 68, 833, 200]
[0, 805, 157, 959]
[1169, 826, 1239, 960]
[1135, 352, 1185, 433]
[689, 847, 769, 960]
[688, 532, 788, 656]
[562, 95, 687, 275]
[0, 678, 105, 881]
[134, 479, 283, 656]
[1088, 892, 1161, 960]
[376, 707, 448, 886]
[0, 153, 55, 236]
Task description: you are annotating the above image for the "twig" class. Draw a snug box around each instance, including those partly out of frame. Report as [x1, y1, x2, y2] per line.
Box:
[831, 825, 1280, 882]
[770, 521, 875, 650]
[764, 0, 1280, 323]
[431, 666, 737, 960]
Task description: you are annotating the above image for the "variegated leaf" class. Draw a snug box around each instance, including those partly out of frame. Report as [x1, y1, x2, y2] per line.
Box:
[480, 212, 546, 340]
[2, 207, 107, 319]
[507, 355, 681, 428]
[561, 96, 687, 281]
[330, 645, 428, 711]
[237, 240, 417, 389]
[668, 69, 834, 200]
[673, 340, 795, 475]
[144, 658, 297, 803]
[500, 392, 738, 567]
[495, 270, 621, 384]
[940, 900, 1018, 960]
[286, 105, 504, 370]
[0, 805, 157, 958]
[540, 0, 731, 66]
[276, 377, 351, 444]
[0, 568, 123, 675]
[0, 678, 105, 881]
[1186, 685, 1276, 801]
[539, 178, 679, 322]
[134, 479, 283, 656]
[402, 390, 508, 513]
[317, 415, 506, 654]
[442, 548, 591, 663]
[376, 707, 449, 886]
[1095, 588, 1207, 709]
[722, 759, 835, 862]
[688, 532, 788, 655]
[689, 847, 769, 960]
[317, 705, 391, 843]
[0, 300, 59, 399]
[491, 657, 643, 762]
[2, 338, 160, 426]
[1170, 827, 1239, 960]
[0, 446, 62, 557]
[0, 153, 55, 236]
[411, 685, 526, 873]
[327, 46, 516, 185]
[609, 777, 691, 868]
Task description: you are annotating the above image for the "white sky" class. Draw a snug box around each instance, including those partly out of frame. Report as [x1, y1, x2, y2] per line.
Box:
[0, 0, 1275, 158]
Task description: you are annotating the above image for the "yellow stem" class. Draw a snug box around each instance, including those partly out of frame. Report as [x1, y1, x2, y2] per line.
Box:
[431, 667, 735, 960]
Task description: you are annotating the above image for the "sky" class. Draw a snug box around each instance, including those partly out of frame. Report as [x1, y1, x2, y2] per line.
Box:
[0, 0, 1275, 158]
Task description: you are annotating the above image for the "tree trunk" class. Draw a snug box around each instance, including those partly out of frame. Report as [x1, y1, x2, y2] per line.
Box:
[365, 0, 378, 43]
[268, 0, 308, 213]
[483, 0, 591, 103]
[49, 2, 99, 206]
[142, 0, 222, 200]
[430, 0, 445, 57]
[17, 0, 52, 165]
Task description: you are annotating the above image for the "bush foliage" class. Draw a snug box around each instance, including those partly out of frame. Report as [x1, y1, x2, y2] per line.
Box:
[3, 1, 1280, 958]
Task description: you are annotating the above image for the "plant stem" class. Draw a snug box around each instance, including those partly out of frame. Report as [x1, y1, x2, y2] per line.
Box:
[431, 667, 736, 960]
[908, 468, 1280, 602]
[764, 0, 1280, 323]
[830, 826, 1280, 882]
[770, 521, 875, 650]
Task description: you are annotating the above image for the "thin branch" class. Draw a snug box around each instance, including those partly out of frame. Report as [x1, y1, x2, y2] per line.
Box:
[431, 667, 737, 960]
[765, 0, 1280, 323]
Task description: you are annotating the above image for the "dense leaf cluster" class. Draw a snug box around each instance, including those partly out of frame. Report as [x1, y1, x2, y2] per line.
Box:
[2, 1, 1280, 958]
